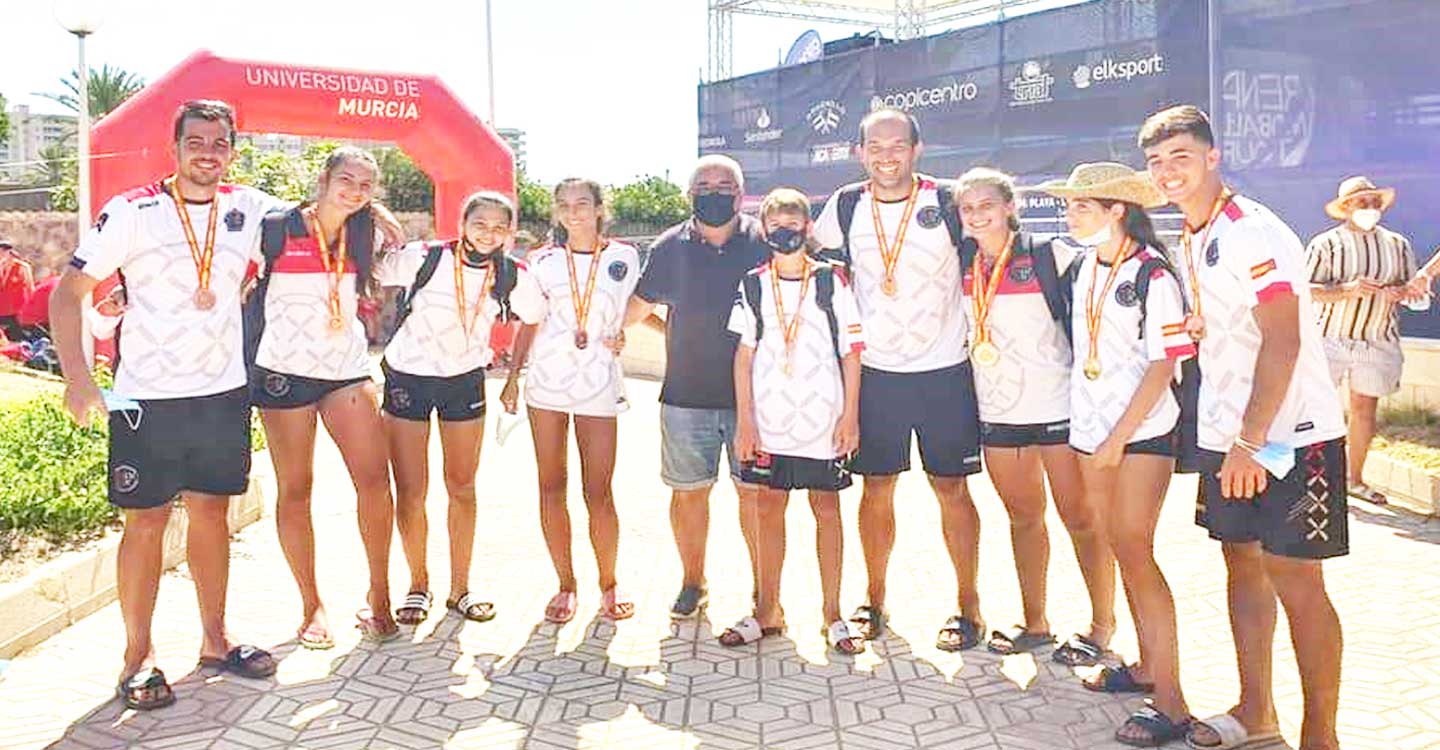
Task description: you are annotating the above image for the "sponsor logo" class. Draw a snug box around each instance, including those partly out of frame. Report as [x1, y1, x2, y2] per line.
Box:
[807, 99, 846, 135]
[113, 464, 140, 494]
[224, 208, 246, 232]
[1116, 280, 1139, 307]
[1221, 68, 1314, 169]
[1205, 238, 1220, 267]
[1072, 53, 1166, 90]
[135, 199, 160, 210]
[870, 79, 980, 112]
[916, 205, 944, 229]
[608, 260, 629, 282]
[810, 143, 852, 165]
[1009, 261, 1035, 284]
[263, 373, 291, 397]
[698, 135, 727, 149]
[744, 108, 783, 144]
[1008, 60, 1054, 107]
[93, 212, 109, 232]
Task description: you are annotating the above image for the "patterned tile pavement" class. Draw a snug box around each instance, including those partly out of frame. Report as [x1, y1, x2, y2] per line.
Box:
[3, 377, 1440, 750]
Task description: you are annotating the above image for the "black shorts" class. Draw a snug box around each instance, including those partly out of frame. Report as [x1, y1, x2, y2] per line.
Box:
[853, 362, 982, 477]
[381, 360, 487, 422]
[980, 420, 1070, 448]
[1195, 437, 1349, 560]
[251, 366, 369, 409]
[108, 386, 251, 509]
[739, 452, 853, 491]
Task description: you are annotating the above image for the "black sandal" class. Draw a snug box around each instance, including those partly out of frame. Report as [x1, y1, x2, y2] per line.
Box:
[116, 667, 176, 711]
[1083, 663, 1154, 694]
[198, 645, 277, 679]
[936, 614, 984, 652]
[986, 625, 1055, 655]
[1052, 634, 1106, 667]
[848, 604, 887, 641]
[1115, 703, 1192, 747]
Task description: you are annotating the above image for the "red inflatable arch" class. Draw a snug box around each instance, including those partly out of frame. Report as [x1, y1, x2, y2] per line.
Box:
[89, 50, 514, 232]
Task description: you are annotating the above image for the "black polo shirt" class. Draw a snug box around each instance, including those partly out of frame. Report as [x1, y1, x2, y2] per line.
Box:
[636, 214, 770, 409]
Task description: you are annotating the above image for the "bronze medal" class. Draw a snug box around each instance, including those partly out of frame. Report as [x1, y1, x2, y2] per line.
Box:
[328, 316, 345, 332]
[574, 330, 589, 350]
[881, 276, 898, 297]
[192, 287, 216, 311]
[1183, 313, 1207, 341]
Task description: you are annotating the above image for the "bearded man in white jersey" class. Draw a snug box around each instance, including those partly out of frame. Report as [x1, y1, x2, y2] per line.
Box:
[1142, 105, 1347, 750]
[812, 109, 986, 649]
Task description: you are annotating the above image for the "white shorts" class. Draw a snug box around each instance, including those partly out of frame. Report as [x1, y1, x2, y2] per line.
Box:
[1323, 337, 1403, 398]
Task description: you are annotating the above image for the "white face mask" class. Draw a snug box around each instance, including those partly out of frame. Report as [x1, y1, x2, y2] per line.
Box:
[1071, 224, 1112, 247]
[1351, 208, 1381, 231]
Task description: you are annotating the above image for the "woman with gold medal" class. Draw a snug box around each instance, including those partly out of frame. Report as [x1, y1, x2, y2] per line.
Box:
[248, 147, 403, 646]
[516, 178, 640, 625]
[952, 167, 1116, 662]
[1035, 162, 1199, 747]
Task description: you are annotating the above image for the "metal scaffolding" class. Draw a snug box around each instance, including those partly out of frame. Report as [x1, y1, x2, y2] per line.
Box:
[706, 0, 1074, 82]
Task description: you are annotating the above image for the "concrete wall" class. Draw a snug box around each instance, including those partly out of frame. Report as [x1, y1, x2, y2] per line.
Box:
[1389, 339, 1440, 413]
[0, 212, 77, 281]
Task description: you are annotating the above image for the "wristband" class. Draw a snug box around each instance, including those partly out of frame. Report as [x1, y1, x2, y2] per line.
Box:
[1233, 436, 1263, 454]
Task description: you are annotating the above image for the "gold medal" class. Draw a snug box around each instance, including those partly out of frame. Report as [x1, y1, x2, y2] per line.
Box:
[310, 208, 349, 335]
[1178, 189, 1233, 332]
[454, 239, 496, 338]
[167, 179, 219, 311]
[971, 339, 1001, 368]
[327, 316, 344, 332]
[770, 260, 814, 382]
[782, 359, 794, 378]
[1183, 313, 1207, 341]
[565, 241, 603, 353]
[192, 288, 216, 311]
[1083, 356, 1102, 381]
[870, 176, 919, 300]
[881, 276, 898, 297]
[574, 330, 589, 349]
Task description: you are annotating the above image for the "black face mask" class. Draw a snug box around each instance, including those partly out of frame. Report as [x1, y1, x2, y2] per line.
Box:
[692, 192, 737, 227]
[765, 227, 806, 254]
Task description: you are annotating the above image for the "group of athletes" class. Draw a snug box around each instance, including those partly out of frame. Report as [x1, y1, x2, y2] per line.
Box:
[46, 98, 1352, 749]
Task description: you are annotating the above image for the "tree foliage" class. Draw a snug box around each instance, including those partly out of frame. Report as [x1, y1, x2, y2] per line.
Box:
[39, 64, 145, 120]
[373, 147, 433, 212]
[517, 172, 553, 227]
[44, 143, 79, 211]
[0, 93, 9, 150]
[609, 175, 689, 226]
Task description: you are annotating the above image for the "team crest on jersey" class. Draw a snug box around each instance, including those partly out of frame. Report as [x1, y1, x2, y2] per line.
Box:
[1205, 238, 1220, 266]
[1115, 280, 1139, 307]
[1008, 260, 1034, 283]
[389, 386, 412, 410]
[113, 464, 140, 494]
[224, 208, 246, 232]
[608, 260, 629, 282]
[916, 205, 944, 229]
[263, 373, 291, 397]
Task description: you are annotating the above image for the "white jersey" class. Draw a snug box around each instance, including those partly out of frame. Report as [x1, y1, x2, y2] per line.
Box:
[961, 237, 1077, 425]
[378, 242, 545, 377]
[1068, 246, 1196, 453]
[254, 223, 383, 381]
[1178, 195, 1346, 452]
[813, 176, 967, 373]
[72, 182, 282, 399]
[727, 262, 866, 461]
[523, 242, 640, 417]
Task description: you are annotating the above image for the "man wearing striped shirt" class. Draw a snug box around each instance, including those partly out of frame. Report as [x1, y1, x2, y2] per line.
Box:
[1305, 176, 1416, 505]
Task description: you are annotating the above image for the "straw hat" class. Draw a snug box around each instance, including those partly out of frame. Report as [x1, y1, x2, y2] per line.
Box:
[1030, 162, 1166, 209]
[1324, 176, 1395, 220]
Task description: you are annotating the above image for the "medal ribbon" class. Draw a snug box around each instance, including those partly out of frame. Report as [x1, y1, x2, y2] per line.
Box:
[565, 242, 604, 338]
[167, 179, 219, 294]
[969, 231, 1015, 346]
[310, 210, 349, 325]
[769, 259, 813, 367]
[453, 240, 496, 338]
[1084, 237, 1134, 367]
[869, 176, 920, 289]
[1179, 188, 1233, 318]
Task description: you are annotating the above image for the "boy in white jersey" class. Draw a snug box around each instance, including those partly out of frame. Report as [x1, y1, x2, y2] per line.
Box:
[811, 109, 984, 648]
[50, 101, 279, 710]
[1143, 105, 1347, 750]
[378, 192, 546, 627]
[724, 188, 865, 654]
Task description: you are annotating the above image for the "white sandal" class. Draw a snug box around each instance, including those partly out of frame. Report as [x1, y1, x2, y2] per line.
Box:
[718, 616, 781, 647]
[825, 619, 866, 655]
[1186, 713, 1282, 750]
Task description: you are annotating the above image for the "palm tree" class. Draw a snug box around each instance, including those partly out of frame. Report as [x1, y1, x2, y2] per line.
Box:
[38, 64, 145, 120]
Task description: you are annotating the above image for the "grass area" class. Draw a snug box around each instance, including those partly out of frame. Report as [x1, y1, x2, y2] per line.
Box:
[1374, 403, 1440, 471]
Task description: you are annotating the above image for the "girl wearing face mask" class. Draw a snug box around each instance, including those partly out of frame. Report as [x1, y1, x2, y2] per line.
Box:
[376, 192, 547, 628]
[517, 178, 640, 625]
[1037, 162, 1197, 747]
[726, 188, 865, 653]
[249, 147, 400, 645]
[953, 167, 1117, 663]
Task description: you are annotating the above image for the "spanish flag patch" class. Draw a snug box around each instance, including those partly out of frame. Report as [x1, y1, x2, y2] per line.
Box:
[1249, 259, 1277, 279]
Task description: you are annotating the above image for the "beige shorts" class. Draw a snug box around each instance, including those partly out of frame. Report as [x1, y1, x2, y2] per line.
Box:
[1323, 337, 1403, 398]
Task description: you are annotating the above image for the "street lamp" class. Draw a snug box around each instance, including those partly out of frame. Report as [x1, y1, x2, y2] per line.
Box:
[54, 0, 104, 230]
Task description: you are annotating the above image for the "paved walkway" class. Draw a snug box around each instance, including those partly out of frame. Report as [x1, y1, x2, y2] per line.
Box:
[2, 377, 1439, 750]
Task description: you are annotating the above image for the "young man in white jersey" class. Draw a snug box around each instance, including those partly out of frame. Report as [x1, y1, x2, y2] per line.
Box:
[1142, 105, 1347, 750]
[50, 101, 281, 710]
[812, 109, 984, 648]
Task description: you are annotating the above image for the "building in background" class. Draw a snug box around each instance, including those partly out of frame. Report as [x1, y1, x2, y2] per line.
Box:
[0, 106, 77, 182]
[497, 127, 526, 173]
[241, 132, 391, 157]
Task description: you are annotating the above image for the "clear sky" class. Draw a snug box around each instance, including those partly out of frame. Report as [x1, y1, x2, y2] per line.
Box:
[0, 0, 875, 186]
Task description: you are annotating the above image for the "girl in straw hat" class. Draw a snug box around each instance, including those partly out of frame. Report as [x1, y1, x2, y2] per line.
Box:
[950, 167, 1117, 661]
[1036, 161, 1197, 747]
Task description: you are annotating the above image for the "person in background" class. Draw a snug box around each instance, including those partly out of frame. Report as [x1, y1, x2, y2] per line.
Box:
[0, 240, 36, 340]
[1306, 177, 1417, 506]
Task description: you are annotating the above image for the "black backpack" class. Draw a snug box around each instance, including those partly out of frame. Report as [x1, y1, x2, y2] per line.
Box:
[739, 260, 845, 361]
[392, 241, 521, 333]
[242, 205, 375, 369]
[821, 176, 965, 267]
[960, 233, 1078, 343]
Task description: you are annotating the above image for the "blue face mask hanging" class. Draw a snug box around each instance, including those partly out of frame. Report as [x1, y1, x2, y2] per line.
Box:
[102, 389, 143, 431]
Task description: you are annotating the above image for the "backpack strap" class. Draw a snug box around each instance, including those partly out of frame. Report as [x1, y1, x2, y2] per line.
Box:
[1028, 236, 1075, 343]
[393, 242, 448, 333]
[741, 271, 764, 344]
[344, 208, 376, 294]
[813, 262, 843, 361]
[933, 180, 966, 252]
[491, 254, 519, 321]
[1133, 251, 1184, 340]
[832, 183, 865, 267]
